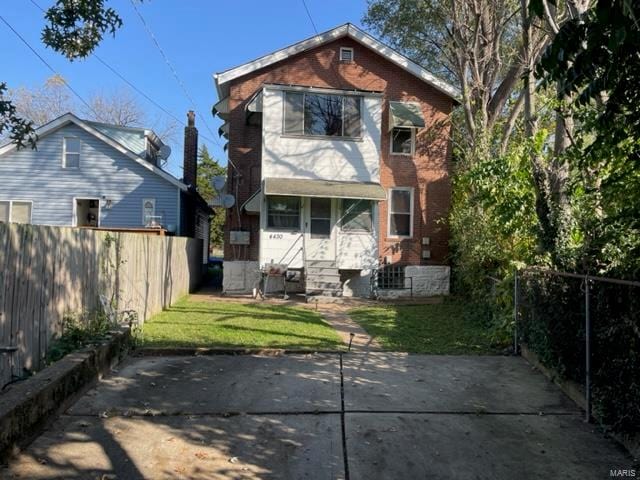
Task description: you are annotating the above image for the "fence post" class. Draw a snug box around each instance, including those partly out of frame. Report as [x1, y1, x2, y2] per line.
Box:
[513, 269, 519, 355]
[585, 276, 591, 423]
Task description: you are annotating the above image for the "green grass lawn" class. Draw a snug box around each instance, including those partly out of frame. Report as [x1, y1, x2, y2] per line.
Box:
[141, 298, 343, 350]
[349, 300, 501, 354]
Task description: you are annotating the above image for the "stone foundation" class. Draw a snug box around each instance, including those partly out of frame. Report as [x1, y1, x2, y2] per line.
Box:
[377, 265, 450, 298]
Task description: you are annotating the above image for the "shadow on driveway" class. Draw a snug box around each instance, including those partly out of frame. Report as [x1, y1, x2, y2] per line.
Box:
[4, 354, 634, 479]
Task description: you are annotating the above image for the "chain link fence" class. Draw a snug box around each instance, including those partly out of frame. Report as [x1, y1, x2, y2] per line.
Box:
[514, 268, 640, 433]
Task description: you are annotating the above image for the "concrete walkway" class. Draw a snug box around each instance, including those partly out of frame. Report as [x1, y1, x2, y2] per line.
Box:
[316, 305, 382, 352]
[4, 353, 634, 479]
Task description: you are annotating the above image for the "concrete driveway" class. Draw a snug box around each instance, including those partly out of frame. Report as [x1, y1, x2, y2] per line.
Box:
[3, 353, 633, 479]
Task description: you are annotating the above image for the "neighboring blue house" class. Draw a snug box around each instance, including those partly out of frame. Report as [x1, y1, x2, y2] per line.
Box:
[0, 111, 211, 263]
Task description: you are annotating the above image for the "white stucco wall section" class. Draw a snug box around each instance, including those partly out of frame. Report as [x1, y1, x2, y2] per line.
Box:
[377, 266, 451, 298]
[222, 261, 260, 294]
[336, 203, 379, 270]
[261, 87, 382, 182]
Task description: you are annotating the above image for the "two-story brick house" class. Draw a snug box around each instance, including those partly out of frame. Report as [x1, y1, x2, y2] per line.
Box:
[212, 23, 458, 298]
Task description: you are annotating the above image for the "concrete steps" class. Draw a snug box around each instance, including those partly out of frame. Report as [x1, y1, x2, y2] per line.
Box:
[304, 260, 342, 297]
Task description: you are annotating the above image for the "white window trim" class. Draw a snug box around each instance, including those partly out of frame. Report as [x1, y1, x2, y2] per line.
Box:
[62, 136, 81, 169]
[1, 200, 33, 224]
[390, 128, 416, 156]
[72, 197, 101, 227]
[387, 187, 414, 239]
[340, 47, 354, 62]
[281, 90, 363, 140]
[142, 198, 156, 226]
[339, 199, 374, 234]
[265, 195, 302, 232]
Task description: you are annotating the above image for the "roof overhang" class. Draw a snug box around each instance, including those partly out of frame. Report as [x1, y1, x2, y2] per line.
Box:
[264, 177, 386, 201]
[0, 113, 188, 191]
[389, 101, 425, 130]
[213, 23, 460, 103]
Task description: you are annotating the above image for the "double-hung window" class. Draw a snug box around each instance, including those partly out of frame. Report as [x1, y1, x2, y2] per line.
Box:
[284, 91, 362, 138]
[391, 128, 414, 155]
[0, 200, 32, 224]
[388, 188, 413, 237]
[63, 137, 81, 169]
[341, 199, 373, 232]
[267, 196, 301, 230]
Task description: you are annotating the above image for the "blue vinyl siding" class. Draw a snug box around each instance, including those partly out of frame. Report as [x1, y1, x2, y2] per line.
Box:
[0, 123, 180, 228]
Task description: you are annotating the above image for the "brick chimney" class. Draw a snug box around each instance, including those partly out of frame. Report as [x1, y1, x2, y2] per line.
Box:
[183, 110, 198, 188]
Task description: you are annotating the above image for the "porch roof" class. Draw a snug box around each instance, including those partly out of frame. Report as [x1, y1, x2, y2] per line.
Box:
[264, 177, 386, 200]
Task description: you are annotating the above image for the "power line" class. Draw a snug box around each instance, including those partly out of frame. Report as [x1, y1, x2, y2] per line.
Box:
[0, 13, 98, 118]
[299, 0, 348, 93]
[93, 54, 182, 124]
[128, 0, 223, 148]
[301, 0, 319, 34]
[26, 0, 223, 153]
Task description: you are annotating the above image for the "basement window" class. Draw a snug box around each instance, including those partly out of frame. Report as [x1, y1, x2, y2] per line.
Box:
[340, 47, 354, 63]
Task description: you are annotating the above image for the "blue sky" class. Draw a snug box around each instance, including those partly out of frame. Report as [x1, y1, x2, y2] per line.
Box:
[1, 0, 369, 177]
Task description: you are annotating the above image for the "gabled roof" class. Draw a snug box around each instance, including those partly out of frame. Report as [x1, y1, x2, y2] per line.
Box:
[0, 113, 187, 191]
[213, 23, 460, 101]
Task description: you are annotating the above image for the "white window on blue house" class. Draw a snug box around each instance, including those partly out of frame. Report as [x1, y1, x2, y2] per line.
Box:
[63, 137, 81, 168]
[142, 198, 156, 226]
[0, 200, 32, 224]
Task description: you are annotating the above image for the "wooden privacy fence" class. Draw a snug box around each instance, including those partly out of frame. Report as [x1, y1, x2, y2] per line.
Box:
[0, 223, 203, 389]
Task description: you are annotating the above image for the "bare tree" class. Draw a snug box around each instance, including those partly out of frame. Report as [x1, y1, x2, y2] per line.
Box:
[9, 74, 73, 127]
[366, 0, 543, 155]
[5, 75, 177, 145]
[82, 88, 144, 126]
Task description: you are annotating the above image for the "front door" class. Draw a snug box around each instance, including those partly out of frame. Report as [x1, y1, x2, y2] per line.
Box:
[305, 198, 335, 261]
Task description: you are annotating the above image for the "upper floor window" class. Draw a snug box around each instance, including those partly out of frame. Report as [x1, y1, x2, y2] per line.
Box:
[267, 196, 301, 230]
[63, 137, 81, 169]
[340, 47, 354, 63]
[388, 188, 413, 238]
[391, 128, 415, 155]
[341, 199, 373, 232]
[0, 200, 32, 224]
[284, 91, 361, 138]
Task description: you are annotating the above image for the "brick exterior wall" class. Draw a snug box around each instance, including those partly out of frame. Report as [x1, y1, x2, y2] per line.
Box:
[223, 37, 454, 266]
[183, 111, 198, 189]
